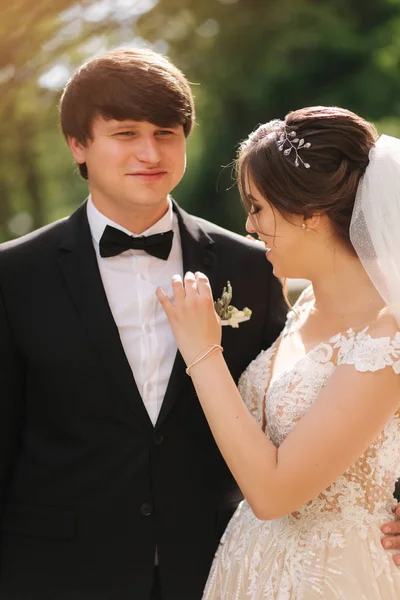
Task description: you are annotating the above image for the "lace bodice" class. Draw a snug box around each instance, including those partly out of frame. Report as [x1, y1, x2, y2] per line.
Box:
[203, 286, 400, 598]
[238, 285, 400, 533]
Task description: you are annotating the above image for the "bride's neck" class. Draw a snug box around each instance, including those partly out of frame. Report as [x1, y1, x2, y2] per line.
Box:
[310, 254, 385, 317]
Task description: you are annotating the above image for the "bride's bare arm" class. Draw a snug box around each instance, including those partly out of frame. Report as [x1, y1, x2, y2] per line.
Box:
[157, 272, 400, 521]
[179, 350, 399, 520]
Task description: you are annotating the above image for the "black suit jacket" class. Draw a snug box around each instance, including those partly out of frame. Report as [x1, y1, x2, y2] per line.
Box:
[0, 201, 287, 600]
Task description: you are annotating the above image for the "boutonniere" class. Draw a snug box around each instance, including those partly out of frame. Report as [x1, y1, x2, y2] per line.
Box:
[214, 281, 252, 328]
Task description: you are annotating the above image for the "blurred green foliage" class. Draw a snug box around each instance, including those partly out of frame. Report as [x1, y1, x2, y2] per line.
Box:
[1, 0, 400, 241]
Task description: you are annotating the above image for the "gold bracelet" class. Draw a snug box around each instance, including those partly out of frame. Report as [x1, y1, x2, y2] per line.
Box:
[186, 344, 216, 367]
[185, 344, 223, 376]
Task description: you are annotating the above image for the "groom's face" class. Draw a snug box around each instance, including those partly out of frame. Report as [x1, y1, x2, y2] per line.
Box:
[68, 116, 187, 215]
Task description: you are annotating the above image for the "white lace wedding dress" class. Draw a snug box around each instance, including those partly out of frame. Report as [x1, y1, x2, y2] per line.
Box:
[203, 286, 400, 599]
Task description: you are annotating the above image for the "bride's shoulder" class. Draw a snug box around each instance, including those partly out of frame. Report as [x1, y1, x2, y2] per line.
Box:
[336, 309, 400, 375]
[366, 308, 400, 341]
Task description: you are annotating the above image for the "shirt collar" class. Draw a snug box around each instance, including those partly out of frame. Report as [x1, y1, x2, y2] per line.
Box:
[87, 196, 174, 246]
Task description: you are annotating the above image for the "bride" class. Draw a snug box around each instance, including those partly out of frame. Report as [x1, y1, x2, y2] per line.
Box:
[156, 106, 400, 599]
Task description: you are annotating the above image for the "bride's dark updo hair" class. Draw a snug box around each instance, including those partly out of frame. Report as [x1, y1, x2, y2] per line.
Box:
[237, 106, 378, 253]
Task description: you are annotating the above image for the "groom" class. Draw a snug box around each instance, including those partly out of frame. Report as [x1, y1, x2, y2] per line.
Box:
[0, 49, 287, 599]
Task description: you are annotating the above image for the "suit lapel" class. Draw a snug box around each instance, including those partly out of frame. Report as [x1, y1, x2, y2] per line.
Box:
[57, 202, 153, 427]
[156, 203, 217, 427]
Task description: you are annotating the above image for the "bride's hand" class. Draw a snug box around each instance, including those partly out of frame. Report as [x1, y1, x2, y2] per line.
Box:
[381, 503, 400, 565]
[156, 271, 221, 366]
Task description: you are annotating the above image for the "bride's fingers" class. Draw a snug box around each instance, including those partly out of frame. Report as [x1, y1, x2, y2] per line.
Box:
[171, 274, 185, 305]
[155, 287, 174, 317]
[184, 271, 198, 298]
[195, 272, 212, 299]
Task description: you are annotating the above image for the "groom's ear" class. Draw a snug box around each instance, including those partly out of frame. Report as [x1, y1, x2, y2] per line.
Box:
[67, 136, 87, 164]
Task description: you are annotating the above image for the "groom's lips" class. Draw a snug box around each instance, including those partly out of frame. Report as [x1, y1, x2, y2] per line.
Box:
[127, 170, 167, 181]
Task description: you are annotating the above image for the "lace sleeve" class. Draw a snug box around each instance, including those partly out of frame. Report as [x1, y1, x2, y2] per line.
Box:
[335, 328, 400, 374]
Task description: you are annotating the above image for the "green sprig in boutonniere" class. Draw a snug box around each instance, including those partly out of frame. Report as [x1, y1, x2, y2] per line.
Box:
[214, 281, 252, 328]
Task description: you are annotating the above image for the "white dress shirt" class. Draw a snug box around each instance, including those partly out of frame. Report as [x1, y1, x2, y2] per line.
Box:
[87, 197, 183, 426]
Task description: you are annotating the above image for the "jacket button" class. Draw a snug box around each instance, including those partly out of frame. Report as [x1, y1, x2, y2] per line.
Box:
[153, 433, 164, 446]
[140, 503, 153, 516]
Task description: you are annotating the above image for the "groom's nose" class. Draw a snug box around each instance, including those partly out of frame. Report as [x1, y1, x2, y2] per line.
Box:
[135, 135, 162, 164]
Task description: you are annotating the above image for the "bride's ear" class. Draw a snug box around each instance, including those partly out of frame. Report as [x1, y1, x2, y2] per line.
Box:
[304, 213, 322, 231]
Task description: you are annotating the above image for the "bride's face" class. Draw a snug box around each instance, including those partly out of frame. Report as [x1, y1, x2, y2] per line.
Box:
[244, 176, 311, 279]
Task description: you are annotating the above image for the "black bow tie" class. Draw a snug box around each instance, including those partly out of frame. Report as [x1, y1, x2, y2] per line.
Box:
[99, 225, 174, 260]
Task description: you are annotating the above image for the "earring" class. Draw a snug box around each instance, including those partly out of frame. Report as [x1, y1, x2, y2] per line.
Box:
[301, 222, 307, 230]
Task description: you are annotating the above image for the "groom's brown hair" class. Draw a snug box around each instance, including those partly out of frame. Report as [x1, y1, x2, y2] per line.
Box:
[59, 48, 195, 179]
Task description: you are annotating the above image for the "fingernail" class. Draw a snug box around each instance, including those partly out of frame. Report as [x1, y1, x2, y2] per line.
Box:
[395, 557, 400, 566]
[383, 526, 392, 534]
[383, 540, 392, 549]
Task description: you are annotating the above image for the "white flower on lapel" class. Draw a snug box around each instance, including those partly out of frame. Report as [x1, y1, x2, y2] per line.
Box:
[214, 281, 252, 328]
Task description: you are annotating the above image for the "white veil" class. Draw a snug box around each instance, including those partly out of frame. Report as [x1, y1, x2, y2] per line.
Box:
[350, 134, 400, 326]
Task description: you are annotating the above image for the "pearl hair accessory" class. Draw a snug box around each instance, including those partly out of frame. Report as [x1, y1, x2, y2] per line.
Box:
[277, 124, 312, 169]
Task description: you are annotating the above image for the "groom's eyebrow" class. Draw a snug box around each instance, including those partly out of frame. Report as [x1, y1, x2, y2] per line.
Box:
[112, 121, 140, 129]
